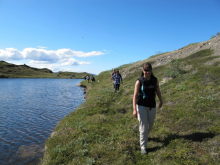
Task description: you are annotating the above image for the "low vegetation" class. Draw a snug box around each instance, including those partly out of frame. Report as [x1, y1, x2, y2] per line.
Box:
[150, 51, 170, 58]
[41, 49, 220, 165]
[0, 61, 90, 79]
[178, 43, 199, 50]
[210, 32, 220, 39]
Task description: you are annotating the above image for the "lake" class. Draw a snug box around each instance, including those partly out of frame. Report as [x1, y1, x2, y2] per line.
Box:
[0, 79, 86, 165]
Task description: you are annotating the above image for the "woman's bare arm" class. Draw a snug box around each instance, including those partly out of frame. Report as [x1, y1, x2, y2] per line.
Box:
[133, 80, 140, 118]
[156, 80, 163, 108]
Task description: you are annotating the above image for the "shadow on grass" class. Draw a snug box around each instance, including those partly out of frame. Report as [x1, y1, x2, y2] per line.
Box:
[148, 132, 217, 153]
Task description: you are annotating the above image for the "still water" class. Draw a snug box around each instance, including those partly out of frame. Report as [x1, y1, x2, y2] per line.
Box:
[0, 79, 85, 165]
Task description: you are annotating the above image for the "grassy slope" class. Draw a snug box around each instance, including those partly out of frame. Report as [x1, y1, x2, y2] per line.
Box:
[41, 49, 220, 165]
[55, 71, 89, 79]
[0, 61, 90, 79]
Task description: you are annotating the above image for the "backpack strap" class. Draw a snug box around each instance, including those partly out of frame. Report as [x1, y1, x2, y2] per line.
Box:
[137, 77, 145, 99]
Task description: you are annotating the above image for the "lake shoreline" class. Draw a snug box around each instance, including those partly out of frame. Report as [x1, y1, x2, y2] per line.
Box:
[40, 80, 87, 164]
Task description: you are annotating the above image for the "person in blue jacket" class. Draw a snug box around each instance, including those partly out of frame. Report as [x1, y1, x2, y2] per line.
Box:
[112, 70, 123, 93]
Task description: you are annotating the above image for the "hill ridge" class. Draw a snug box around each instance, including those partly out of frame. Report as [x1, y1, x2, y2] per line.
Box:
[121, 35, 220, 79]
[0, 61, 90, 79]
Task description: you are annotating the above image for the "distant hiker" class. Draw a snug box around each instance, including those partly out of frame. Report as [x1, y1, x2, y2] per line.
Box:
[112, 70, 123, 93]
[111, 68, 116, 87]
[133, 62, 163, 155]
[91, 75, 95, 84]
[86, 75, 90, 83]
[111, 68, 116, 80]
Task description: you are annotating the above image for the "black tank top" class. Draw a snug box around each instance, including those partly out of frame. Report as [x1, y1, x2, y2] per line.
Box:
[137, 76, 157, 108]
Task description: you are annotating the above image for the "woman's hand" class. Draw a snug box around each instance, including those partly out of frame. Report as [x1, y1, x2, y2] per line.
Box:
[158, 101, 163, 109]
[133, 110, 137, 118]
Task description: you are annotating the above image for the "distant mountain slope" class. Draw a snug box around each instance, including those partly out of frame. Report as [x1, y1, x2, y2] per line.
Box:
[0, 61, 90, 79]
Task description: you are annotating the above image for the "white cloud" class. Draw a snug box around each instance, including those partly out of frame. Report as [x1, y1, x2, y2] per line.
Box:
[37, 46, 47, 49]
[0, 47, 104, 66]
[22, 48, 59, 62]
[29, 60, 50, 64]
[0, 48, 23, 60]
[56, 49, 104, 58]
[61, 58, 91, 66]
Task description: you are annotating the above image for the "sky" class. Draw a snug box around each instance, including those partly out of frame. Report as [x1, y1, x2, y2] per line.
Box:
[0, 0, 220, 75]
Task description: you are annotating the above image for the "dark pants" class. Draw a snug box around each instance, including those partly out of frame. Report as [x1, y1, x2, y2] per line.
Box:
[114, 84, 120, 91]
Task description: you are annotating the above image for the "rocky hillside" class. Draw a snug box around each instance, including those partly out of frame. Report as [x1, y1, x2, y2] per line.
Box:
[122, 35, 220, 79]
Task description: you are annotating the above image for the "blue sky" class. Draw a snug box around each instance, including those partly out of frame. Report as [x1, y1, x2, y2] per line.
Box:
[0, 0, 220, 74]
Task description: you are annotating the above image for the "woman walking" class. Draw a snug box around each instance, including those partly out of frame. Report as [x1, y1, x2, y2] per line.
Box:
[133, 62, 163, 154]
[112, 70, 123, 93]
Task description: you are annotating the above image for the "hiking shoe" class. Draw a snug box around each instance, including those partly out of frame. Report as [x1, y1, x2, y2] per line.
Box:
[141, 149, 147, 155]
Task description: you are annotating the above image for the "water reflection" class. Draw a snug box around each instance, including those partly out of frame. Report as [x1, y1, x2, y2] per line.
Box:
[0, 79, 85, 165]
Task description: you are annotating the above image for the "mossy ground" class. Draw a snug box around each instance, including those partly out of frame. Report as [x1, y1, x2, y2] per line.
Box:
[41, 49, 220, 165]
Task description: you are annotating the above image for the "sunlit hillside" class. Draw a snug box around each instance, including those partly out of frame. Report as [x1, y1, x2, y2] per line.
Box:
[41, 36, 220, 165]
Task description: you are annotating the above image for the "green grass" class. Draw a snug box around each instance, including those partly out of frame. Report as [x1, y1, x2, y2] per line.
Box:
[40, 49, 220, 165]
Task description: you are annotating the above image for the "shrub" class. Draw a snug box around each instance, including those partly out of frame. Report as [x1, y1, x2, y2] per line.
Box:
[164, 59, 186, 78]
[210, 35, 216, 39]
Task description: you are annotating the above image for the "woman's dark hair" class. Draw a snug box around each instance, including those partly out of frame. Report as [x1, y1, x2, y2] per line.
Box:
[141, 62, 155, 78]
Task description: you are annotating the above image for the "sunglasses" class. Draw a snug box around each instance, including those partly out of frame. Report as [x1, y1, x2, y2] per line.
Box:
[144, 68, 152, 72]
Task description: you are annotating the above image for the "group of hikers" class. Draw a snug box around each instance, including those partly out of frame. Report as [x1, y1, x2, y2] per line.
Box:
[83, 69, 123, 92]
[84, 75, 95, 84]
[84, 63, 163, 155]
